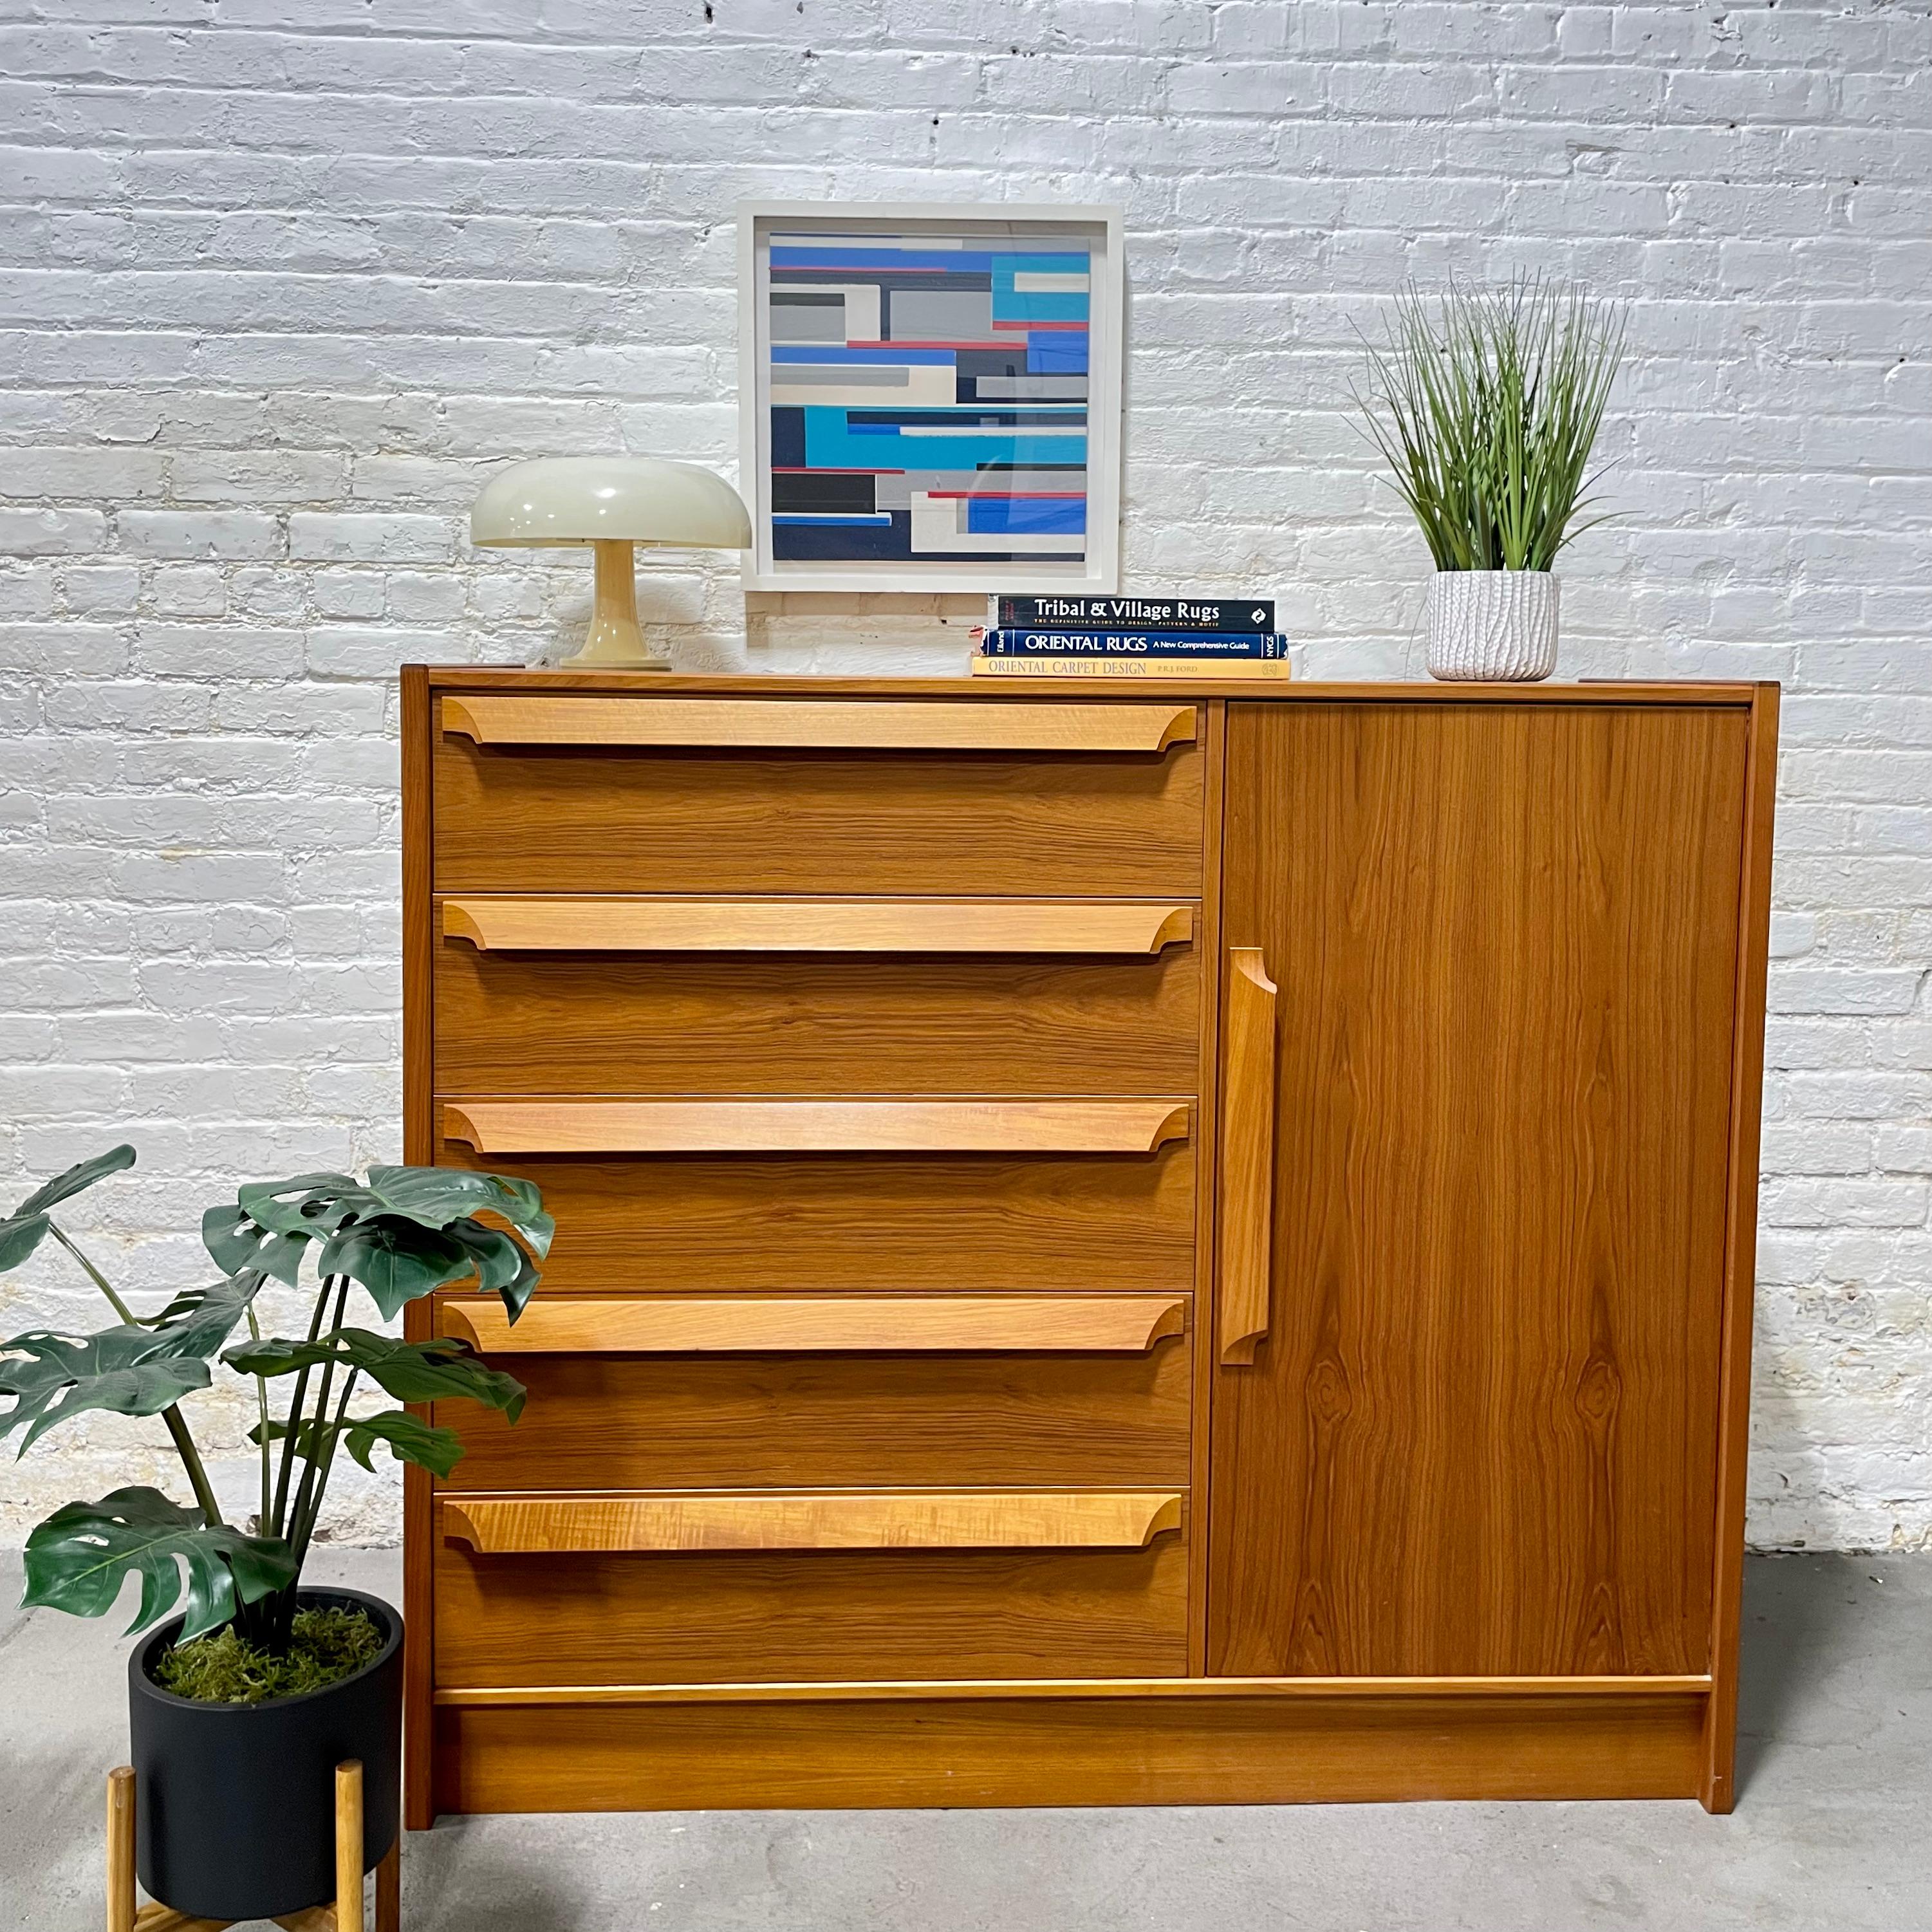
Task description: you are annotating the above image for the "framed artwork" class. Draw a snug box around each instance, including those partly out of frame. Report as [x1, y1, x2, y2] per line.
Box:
[737, 201, 1124, 593]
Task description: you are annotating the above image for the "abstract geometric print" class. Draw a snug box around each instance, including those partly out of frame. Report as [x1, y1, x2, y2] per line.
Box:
[765, 230, 1092, 567]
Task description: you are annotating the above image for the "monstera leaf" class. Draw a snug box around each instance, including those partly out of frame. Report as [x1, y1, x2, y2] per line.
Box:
[363, 1167, 553, 1254]
[143, 1273, 268, 1360]
[224, 1328, 525, 1421]
[251, 1406, 465, 1479]
[312, 1220, 476, 1320]
[201, 1167, 552, 1319]
[14, 1144, 137, 1218]
[0, 1214, 49, 1272]
[23, 1485, 295, 1640]
[0, 1144, 138, 1277]
[0, 1328, 214, 1454]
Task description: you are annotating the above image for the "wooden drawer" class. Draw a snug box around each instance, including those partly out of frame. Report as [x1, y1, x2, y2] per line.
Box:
[433, 1136, 1196, 1295]
[432, 1490, 1189, 1686]
[433, 1293, 1191, 1491]
[434, 896, 1200, 1096]
[432, 696, 1204, 896]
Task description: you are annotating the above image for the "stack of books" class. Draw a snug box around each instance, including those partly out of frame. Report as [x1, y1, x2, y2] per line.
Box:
[971, 595, 1291, 680]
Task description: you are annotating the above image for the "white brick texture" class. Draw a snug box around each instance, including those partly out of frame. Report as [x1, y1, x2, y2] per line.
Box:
[0, 1, 1928, 1552]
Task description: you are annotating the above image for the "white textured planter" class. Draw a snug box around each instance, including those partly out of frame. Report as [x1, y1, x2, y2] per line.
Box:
[1424, 570, 1560, 682]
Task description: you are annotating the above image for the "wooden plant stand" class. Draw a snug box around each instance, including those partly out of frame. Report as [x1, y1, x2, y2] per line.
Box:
[106, 1760, 400, 1932]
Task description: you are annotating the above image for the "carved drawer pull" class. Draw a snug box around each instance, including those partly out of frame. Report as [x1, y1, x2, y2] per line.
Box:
[440, 1098, 1192, 1156]
[440, 896, 1194, 956]
[440, 695, 1196, 755]
[438, 1294, 1189, 1355]
[1218, 947, 1278, 1365]
[440, 1490, 1186, 1554]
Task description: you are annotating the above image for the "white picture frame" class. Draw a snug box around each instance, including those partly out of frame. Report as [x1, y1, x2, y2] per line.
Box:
[736, 201, 1124, 594]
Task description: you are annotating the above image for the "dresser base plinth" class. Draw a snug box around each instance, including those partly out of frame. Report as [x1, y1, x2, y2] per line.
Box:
[425, 1682, 1712, 1817]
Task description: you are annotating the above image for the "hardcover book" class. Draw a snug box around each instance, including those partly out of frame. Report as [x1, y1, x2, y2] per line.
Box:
[989, 594, 1275, 633]
[970, 655, 1292, 680]
[978, 629, 1290, 658]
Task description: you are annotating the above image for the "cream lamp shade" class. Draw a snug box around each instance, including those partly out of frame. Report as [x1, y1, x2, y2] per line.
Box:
[470, 456, 752, 669]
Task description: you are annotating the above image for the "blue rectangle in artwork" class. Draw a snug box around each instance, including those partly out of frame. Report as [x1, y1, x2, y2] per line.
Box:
[801, 407, 1084, 471]
[772, 513, 895, 526]
[991, 257, 1091, 326]
[999, 253, 1090, 272]
[771, 346, 957, 366]
[771, 247, 996, 273]
[774, 511, 913, 561]
[965, 497, 1086, 535]
[1028, 339, 1090, 375]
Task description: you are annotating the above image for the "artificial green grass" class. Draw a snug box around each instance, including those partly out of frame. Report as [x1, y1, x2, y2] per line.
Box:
[153, 1605, 382, 1704]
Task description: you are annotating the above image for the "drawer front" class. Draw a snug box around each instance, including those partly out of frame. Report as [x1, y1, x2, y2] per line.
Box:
[434, 1140, 1196, 1295]
[432, 1510, 1189, 1686]
[432, 713, 1205, 896]
[432, 1296, 1192, 1491]
[434, 902, 1201, 1097]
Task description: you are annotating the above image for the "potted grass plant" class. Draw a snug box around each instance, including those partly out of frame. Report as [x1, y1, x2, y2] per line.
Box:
[1352, 274, 1627, 681]
[0, 1146, 550, 1924]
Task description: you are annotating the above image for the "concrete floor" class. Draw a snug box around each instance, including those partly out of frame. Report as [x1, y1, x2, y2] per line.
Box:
[2, 1550, 1926, 1931]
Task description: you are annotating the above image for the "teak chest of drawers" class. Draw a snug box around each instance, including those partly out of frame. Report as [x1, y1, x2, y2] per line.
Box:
[401, 667, 1778, 1821]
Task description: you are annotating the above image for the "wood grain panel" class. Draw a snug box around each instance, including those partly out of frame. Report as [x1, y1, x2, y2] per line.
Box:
[441, 1097, 1191, 1156]
[433, 1338, 1191, 1491]
[441, 895, 1193, 954]
[438, 1293, 1189, 1354]
[433, 938, 1200, 1096]
[432, 1140, 1196, 1295]
[431, 1686, 1706, 1811]
[1189, 699, 1227, 1674]
[440, 694, 1197, 754]
[1210, 702, 1748, 1680]
[431, 733, 1204, 896]
[440, 1491, 1184, 1554]
[433, 1537, 1190, 1686]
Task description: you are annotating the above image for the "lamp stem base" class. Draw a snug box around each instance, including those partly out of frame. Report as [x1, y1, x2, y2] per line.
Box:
[562, 539, 669, 669]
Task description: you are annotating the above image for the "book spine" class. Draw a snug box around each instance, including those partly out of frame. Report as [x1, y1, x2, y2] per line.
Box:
[979, 629, 1288, 658]
[970, 655, 1293, 680]
[990, 596, 1275, 633]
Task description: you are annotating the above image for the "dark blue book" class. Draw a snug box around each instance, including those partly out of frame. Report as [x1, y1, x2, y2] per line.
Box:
[990, 595, 1275, 633]
[979, 628, 1289, 658]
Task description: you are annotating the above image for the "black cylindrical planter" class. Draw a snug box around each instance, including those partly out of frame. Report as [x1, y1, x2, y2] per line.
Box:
[127, 1587, 402, 1923]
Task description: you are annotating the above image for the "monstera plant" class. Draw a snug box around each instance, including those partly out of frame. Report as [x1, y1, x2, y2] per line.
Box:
[0, 1146, 550, 1649]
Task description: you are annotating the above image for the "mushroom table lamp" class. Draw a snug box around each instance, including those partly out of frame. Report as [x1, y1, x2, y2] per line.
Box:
[470, 456, 752, 669]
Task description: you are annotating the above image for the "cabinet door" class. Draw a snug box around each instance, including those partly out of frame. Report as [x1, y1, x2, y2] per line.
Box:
[1209, 701, 1749, 1678]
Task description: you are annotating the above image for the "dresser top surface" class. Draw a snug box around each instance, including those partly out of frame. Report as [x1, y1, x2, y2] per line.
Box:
[414, 667, 1770, 707]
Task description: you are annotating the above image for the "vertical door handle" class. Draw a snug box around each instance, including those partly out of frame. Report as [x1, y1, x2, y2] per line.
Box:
[1219, 946, 1278, 1365]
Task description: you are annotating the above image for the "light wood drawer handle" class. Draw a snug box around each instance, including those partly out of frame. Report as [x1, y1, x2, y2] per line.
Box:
[440, 695, 1196, 754]
[440, 896, 1195, 956]
[441, 1098, 1191, 1156]
[439, 1294, 1188, 1355]
[440, 1490, 1186, 1554]
[1219, 947, 1278, 1365]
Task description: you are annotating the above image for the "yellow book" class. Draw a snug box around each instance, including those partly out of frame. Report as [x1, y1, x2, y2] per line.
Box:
[970, 654, 1293, 680]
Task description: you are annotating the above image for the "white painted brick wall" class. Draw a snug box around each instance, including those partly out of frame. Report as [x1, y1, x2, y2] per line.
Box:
[1, 1, 1927, 1553]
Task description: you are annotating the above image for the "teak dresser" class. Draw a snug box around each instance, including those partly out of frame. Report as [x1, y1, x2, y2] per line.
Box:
[400, 667, 1778, 1821]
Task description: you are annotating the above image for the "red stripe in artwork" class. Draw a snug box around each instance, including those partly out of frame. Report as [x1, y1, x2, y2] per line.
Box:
[924, 492, 1084, 500]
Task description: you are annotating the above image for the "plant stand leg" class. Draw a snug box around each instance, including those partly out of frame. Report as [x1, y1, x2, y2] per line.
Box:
[336, 1761, 364, 1932]
[375, 1836, 400, 1932]
[107, 1767, 136, 1932]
